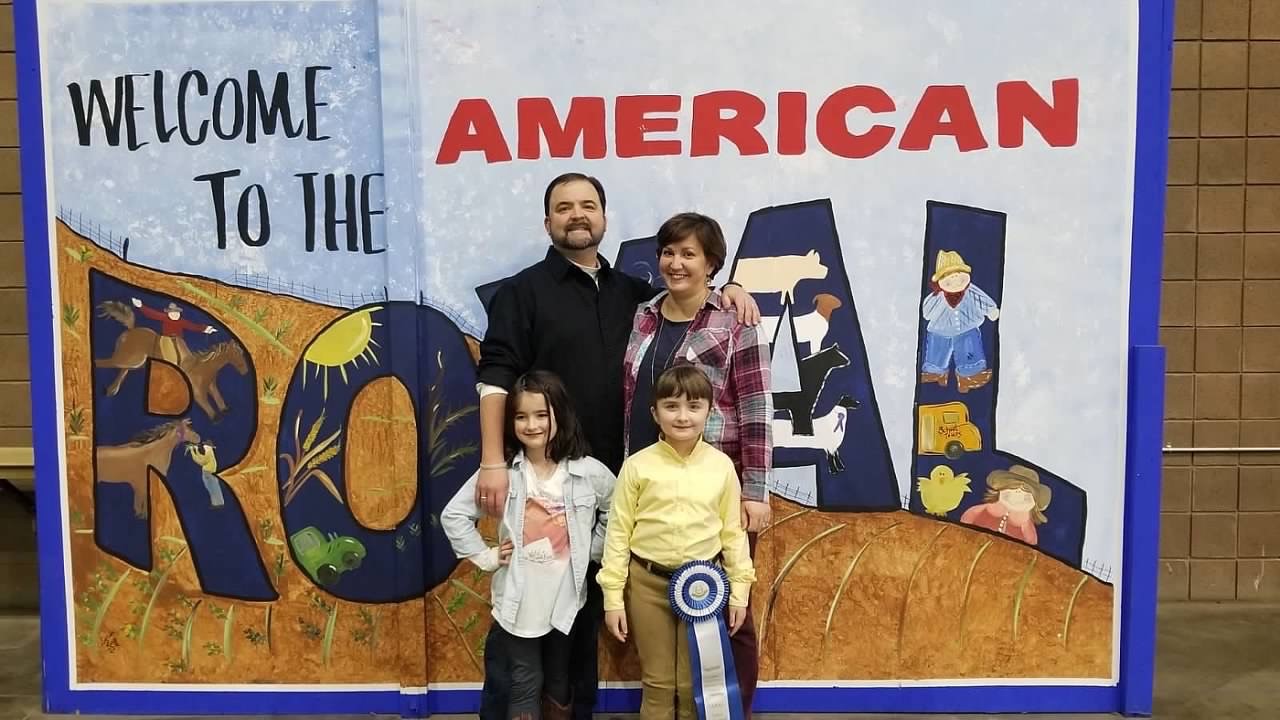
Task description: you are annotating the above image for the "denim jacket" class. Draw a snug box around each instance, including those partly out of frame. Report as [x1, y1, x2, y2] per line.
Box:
[441, 453, 616, 636]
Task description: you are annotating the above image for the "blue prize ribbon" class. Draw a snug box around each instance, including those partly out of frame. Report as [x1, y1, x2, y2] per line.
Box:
[668, 560, 745, 720]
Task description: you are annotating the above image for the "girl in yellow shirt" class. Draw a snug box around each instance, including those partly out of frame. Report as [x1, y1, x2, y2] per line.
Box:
[598, 365, 755, 720]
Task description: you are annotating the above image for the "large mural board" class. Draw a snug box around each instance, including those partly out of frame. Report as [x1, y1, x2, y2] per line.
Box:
[16, 0, 1171, 715]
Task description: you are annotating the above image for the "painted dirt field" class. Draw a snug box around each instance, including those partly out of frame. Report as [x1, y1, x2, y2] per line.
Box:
[61, 221, 433, 685]
[56, 220, 1111, 685]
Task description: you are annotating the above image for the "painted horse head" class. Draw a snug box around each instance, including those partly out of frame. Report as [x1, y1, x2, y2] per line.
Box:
[174, 417, 201, 446]
[226, 341, 249, 376]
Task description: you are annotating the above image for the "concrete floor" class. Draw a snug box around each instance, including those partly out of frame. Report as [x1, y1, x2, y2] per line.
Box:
[1, 603, 1276, 719]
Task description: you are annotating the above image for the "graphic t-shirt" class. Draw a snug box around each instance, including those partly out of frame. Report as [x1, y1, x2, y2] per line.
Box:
[510, 461, 573, 637]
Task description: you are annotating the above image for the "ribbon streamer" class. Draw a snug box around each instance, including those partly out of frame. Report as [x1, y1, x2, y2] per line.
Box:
[668, 561, 745, 720]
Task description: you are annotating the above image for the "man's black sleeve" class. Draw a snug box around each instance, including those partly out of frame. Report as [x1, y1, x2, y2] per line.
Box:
[476, 280, 533, 391]
[632, 273, 662, 303]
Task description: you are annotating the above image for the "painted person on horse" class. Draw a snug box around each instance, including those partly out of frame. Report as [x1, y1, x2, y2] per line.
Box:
[131, 297, 217, 365]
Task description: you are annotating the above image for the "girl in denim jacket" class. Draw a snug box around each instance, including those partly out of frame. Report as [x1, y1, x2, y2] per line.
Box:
[442, 370, 616, 720]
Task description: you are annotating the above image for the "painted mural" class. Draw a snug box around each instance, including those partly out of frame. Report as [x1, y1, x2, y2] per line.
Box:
[30, 0, 1145, 708]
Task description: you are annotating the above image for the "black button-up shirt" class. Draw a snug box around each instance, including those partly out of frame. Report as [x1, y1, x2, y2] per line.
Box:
[477, 247, 658, 473]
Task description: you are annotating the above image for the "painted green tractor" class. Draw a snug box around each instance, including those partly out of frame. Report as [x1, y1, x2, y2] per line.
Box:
[289, 526, 367, 586]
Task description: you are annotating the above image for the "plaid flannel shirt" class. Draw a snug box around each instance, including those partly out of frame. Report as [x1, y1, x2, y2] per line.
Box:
[622, 290, 773, 502]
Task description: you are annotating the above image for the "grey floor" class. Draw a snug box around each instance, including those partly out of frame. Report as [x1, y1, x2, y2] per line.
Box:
[1, 603, 1276, 719]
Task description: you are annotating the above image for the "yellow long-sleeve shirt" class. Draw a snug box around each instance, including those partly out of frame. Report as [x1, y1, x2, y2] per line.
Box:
[597, 438, 755, 612]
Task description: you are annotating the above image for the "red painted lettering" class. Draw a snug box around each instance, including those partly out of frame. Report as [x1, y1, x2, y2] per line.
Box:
[516, 97, 607, 160]
[777, 91, 807, 156]
[691, 90, 768, 157]
[434, 98, 512, 165]
[898, 85, 988, 152]
[816, 85, 895, 159]
[615, 94, 682, 158]
[435, 79, 1079, 163]
[996, 78, 1079, 148]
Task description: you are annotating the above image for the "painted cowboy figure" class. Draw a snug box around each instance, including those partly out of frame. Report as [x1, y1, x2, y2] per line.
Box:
[131, 297, 217, 366]
[919, 250, 999, 393]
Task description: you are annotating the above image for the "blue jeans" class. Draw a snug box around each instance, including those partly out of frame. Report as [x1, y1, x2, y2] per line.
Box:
[922, 328, 987, 377]
[202, 472, 225, 507]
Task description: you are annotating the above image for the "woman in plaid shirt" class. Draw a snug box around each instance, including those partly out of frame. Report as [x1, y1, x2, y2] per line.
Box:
[619, 211, 774, 717]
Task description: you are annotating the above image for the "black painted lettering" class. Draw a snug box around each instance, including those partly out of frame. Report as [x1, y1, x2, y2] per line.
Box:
[246, 70, 305, 143]
[193, 169, 242, 250]
[304, 66, 332, 141]
[67, 78, 124, 147]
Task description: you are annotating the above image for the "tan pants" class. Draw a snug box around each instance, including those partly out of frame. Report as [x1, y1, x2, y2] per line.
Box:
[156, 336, 191, 366]
[627, 558, 695, 720]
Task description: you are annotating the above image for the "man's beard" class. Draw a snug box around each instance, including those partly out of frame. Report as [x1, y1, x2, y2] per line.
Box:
[551, 223, 603, 251]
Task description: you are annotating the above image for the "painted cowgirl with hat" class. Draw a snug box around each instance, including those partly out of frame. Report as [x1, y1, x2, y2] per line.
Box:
[919, 250, 1000, 393]
[960, 465, 1052, 546]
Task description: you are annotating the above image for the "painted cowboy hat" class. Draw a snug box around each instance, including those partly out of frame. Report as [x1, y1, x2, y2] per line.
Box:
[931, 250, 972, 282]
[986, 464, 1052, 510]
[165, 302, 182, 313]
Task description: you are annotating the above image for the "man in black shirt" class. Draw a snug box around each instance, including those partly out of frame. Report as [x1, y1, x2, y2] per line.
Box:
[473, 172, 758, 720]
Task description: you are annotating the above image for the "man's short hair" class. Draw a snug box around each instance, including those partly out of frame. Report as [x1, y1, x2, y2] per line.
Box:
[655, 212, 728, 278]
[543, 172, 607, 216]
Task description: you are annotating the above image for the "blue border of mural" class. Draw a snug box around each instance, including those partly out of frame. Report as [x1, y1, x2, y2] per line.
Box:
[17, 0, 1170, 715]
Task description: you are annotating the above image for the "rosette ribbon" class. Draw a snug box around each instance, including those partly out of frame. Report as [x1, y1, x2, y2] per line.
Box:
[667, 560, 745, 720]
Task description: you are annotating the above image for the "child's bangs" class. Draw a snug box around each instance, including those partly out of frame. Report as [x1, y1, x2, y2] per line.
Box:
[652, 364, 713, 405]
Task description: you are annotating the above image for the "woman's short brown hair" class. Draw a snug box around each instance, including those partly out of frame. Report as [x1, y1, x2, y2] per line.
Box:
[651, 364, 714, 407]
[655, 212, 727, 278]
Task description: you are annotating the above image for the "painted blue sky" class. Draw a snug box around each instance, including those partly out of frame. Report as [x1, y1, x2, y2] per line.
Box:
[43, 0, 405, 308]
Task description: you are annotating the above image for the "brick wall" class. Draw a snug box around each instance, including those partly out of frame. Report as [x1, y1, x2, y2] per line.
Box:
[0, 0, 27, 447]
[1159, 0, 1280, 601]
[0, 0, 35, 612]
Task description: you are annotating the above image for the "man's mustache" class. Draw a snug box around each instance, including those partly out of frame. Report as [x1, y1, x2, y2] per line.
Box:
[566, 222, 591, 231]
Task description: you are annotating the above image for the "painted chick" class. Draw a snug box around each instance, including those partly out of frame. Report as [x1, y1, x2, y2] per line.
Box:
[917, 464, 972, 516]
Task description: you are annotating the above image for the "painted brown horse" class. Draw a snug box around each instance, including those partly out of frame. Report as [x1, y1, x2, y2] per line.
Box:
[95, 301, 249, 421]
[95, 418, 200, 518]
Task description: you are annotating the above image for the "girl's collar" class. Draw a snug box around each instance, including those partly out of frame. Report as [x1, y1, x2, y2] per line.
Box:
[656, 435, 705, 460]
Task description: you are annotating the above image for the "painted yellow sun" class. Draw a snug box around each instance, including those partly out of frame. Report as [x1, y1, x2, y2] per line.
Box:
[303, 306, 383, 399]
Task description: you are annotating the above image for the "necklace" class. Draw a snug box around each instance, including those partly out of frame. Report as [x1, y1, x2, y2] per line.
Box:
[664, 287, 710, 322]
[650, 315, 691, 385]
[649, 290, 707, 386]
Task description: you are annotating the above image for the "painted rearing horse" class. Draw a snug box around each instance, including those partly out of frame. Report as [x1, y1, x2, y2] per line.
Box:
[95, 418, 201, 519]
[94, 301, 249, 421]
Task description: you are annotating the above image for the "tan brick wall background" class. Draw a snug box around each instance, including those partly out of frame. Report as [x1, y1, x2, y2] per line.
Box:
[0, 0, 27, 448]
[1160, 0, 1280, 602]
[0, 0, 36, 612]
